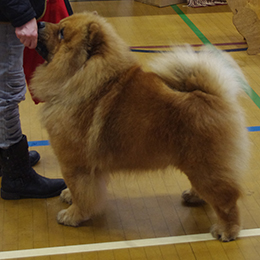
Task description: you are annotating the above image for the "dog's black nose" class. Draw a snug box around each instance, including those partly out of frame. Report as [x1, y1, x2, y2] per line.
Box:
[37, 22, 45, 30]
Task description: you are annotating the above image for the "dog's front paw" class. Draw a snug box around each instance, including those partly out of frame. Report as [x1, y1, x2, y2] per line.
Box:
[57, 209, 77, 226]
[182, 189, 205, 206]
[57, 205, 90, 227]
[60, 188, 72, 204]
[210, 223, 240, 242]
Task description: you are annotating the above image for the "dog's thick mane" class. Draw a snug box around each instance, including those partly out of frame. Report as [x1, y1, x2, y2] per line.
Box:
[31, 12, 138, 103]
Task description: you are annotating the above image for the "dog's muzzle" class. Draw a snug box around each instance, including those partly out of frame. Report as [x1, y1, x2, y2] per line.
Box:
[36, 22, 49, 61]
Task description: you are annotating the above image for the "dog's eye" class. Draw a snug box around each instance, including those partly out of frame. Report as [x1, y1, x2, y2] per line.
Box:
[59, 28, 64, 40]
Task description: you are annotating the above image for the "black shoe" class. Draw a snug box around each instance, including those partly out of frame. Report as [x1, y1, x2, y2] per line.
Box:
[0, 135, 66, 200]
[0, 149, 40, 177]
[1, 169, 67, 200]
[29, 150, 41, 166]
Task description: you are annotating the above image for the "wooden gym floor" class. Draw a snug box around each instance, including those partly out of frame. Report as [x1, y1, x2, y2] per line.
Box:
[1, 1, 260, 259]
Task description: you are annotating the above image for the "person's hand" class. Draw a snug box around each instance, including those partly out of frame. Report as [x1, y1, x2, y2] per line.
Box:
[15, 18, 38, 49]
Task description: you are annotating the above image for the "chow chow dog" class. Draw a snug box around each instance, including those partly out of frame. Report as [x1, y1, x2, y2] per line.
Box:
[30, 12, 250, 242]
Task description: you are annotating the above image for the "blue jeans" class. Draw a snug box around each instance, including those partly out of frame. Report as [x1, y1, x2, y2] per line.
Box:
[0, 23, 26, 149]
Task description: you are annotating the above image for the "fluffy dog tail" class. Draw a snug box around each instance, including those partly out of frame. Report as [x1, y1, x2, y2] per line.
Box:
[150, 45, 250, 102]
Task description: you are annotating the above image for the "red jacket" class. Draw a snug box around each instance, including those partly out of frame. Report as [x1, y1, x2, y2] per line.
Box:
[22, 0, 73, 103]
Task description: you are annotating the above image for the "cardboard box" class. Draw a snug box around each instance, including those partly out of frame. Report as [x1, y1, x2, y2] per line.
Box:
[135, 0, 185, 7]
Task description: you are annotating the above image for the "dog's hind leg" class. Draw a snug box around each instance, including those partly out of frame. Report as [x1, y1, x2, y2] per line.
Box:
[182, 187, 206, 206]
[185, 169, 242, 242]
[57, 167, 108, 226]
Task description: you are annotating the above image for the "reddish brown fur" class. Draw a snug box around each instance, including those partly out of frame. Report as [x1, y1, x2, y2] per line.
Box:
[30, 12, 250, 242]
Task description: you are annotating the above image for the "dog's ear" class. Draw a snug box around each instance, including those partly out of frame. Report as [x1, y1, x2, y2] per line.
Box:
[87, 22, 100, 42]
[86, 22, 104, 58]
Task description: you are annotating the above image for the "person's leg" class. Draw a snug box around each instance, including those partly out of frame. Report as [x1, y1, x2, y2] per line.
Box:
[0, 23, 26, 148]
[0, 23, 66, 199]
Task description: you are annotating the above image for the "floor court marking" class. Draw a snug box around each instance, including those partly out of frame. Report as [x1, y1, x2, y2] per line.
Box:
[171, 5, 211, 45]
[0, 228, 260, 259]
[28, 140, 50, 147]
[130, 47, 248, 53]
[247, 126, 260, 132]
[27, 126, 260, 147]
